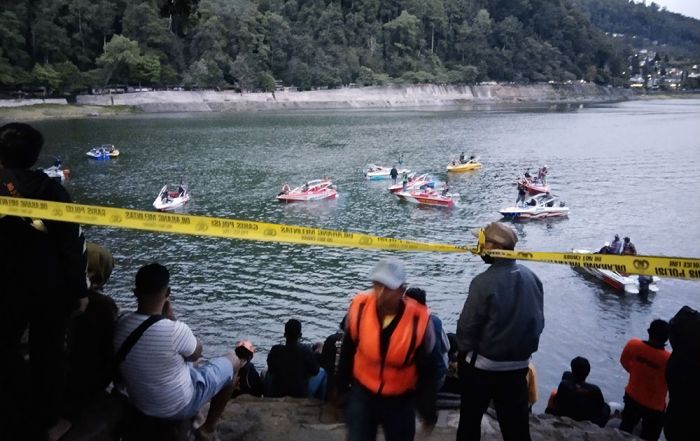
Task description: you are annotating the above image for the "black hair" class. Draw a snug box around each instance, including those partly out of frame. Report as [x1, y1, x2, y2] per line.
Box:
[0, 123, 43, 169]
[624, 237, 630, 242]
[570, 356, 591, 383]
[648, 319, 670, 343]
[234, 346, 253, 360]
[135, 263, 170, 297]
[339, 315, 347, 331]
[285, 319, 302, 340]
[405, 287, 427, 305]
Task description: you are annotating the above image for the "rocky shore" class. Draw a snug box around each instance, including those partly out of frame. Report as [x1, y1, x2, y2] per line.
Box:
[216, 397, 639, 441]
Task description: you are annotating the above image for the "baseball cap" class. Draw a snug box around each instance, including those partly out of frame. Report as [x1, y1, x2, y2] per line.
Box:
[370, 259, 406, 290]
[472, 222, 518, 249]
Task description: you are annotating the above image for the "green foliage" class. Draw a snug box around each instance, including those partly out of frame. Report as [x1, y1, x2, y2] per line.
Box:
[0, 0, 697, 93]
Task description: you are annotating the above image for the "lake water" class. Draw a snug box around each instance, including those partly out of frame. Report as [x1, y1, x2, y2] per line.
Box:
[32, 98, 700, 411]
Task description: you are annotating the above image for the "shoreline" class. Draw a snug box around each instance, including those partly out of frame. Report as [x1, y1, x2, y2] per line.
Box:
[1, 84, 697, 122]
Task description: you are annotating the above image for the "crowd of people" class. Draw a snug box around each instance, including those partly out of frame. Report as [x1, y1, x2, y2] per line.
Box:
[1, 122, 699, 441]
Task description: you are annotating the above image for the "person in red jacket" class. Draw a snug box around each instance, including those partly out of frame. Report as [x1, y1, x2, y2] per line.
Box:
[619, 319, 671, 441]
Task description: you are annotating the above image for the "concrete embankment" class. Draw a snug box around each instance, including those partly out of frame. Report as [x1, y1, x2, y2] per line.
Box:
[0, 98, 68, 107]
[73, 84, 633, 113]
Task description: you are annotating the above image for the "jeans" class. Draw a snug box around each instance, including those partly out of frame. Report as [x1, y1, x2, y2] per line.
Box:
[620, 394, 664, 441]
[308, 367, 327, 400]
[346, 382, 415, 441]
[457, 362, 531, 441]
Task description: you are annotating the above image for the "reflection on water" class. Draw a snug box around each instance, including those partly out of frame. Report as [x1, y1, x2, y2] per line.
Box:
[33, 99, 700, 411]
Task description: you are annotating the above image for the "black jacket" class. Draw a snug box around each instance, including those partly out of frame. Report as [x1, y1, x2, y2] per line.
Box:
[0, 169, 87, 306]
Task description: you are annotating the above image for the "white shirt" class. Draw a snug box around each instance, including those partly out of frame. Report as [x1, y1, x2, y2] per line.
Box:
[114, 313, 197, 418]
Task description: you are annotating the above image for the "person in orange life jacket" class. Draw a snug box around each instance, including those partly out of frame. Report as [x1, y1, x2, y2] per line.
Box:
[456, 222, 544, 441]
[335, 259, 439, 441]
[0, 123, 88, 441]
[619, 319, 671, 441]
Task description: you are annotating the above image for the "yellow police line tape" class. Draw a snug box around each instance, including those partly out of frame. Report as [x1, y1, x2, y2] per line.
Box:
[1, 196, 699, 281]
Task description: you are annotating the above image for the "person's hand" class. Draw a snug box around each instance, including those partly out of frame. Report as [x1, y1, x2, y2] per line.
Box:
[162, 299, 176, 320]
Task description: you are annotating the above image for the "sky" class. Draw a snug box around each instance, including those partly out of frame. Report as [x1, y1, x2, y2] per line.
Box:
[642, 0, 700, 19]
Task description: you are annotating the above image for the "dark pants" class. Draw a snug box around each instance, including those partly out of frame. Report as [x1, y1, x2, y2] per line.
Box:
[0, 295, 69, 440]
[457, 362, 530, 441]
[620, 394, 664, 441]
[346, 382, 415, 441]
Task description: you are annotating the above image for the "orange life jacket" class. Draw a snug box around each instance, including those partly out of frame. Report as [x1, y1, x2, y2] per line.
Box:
[347, 290, 430, 396]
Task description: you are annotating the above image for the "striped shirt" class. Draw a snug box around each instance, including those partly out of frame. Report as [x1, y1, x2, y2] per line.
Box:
[114, 313, 197, 418]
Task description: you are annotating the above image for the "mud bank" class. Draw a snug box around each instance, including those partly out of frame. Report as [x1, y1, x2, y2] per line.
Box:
[74, 84, 633, 113]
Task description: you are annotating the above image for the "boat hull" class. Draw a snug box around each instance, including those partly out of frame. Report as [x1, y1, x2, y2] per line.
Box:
[277, 190, 338, 202]
[447, 162, 481, 172]
[499, 207, 569, 220]
[571, 249, 660, 294]
[395, 191, 454, 207]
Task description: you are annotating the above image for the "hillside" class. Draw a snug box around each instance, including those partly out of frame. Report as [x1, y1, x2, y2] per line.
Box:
[0, 0, 694, 94]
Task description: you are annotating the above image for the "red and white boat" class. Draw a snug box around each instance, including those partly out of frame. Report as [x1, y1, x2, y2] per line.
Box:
[394, 188, 457, 208]
[277, 179, 338, 202]
[387, 173, 434, 193]
[518, 177, 550, 194]
[570, 249, 659, 294]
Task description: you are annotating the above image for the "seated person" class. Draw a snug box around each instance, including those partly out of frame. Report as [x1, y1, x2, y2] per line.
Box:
[114, 264, 238, 439]
[266, 319, 322, 399]
[231, 340, 263, 398]
[599, 242, 613, 254]
[546, 356, 610, 427]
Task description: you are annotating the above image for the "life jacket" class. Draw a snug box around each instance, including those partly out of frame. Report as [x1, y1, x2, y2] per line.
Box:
[347, 290, 430, 396]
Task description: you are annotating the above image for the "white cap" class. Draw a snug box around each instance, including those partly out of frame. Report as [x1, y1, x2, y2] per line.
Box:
[370, 259, 406, 290]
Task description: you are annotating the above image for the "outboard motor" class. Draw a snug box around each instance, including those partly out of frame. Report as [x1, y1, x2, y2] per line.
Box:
[638, 275, 652, 297]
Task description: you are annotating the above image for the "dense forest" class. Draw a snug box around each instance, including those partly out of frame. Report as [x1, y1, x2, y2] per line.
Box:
[0, 0, 696, 94]
[572, 0, 700, 56]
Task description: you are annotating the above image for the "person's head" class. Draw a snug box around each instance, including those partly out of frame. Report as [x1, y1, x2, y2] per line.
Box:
[478, 222, 518, 252]
[370, 259, 407, 313]
[624, 237, 630, 243]
[570, 356, 591, 383]
[614, 234, 620, 240]
[648, 319, 670, 345]
[543, 165, 548, 169]
[87, 242, 114, 290]
[284, 319, 302, 342]
[0, 123, 44, 169]
[134, 263, 170, 303]
[234, 340, 255, 361]
[405, 287, 427, 305]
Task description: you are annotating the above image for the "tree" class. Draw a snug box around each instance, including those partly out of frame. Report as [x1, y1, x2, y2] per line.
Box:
[96, 35, 159, 85]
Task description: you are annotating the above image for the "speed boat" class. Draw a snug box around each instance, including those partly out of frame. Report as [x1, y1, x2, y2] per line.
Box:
[499, 193, 569, 220]
[518, 177, 550, 194]
[365, 165, 411, 180]
[394, 188, 458, 208]
[86, 144, 120, 159]
[570, 249, 660, 294]
[388, 173, 435, 193]
[153, 184, 190, 211]
[447, 160, 481, 172]
[41, 165, 70, 183]
[277, 179, 338, 202]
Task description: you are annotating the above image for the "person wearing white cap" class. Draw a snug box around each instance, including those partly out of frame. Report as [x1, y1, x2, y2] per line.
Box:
[336, 258, 439, 441]
[599, 242, 613, 254]
[456, 222, 544, 441]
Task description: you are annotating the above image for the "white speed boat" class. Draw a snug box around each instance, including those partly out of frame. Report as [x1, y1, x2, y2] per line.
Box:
[42, 165, 70, 183]
[500, 193, 569, 220]
[571, 249, 659, 294]
[153, 184, 190, 211]
[365, 164, 411, 180]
